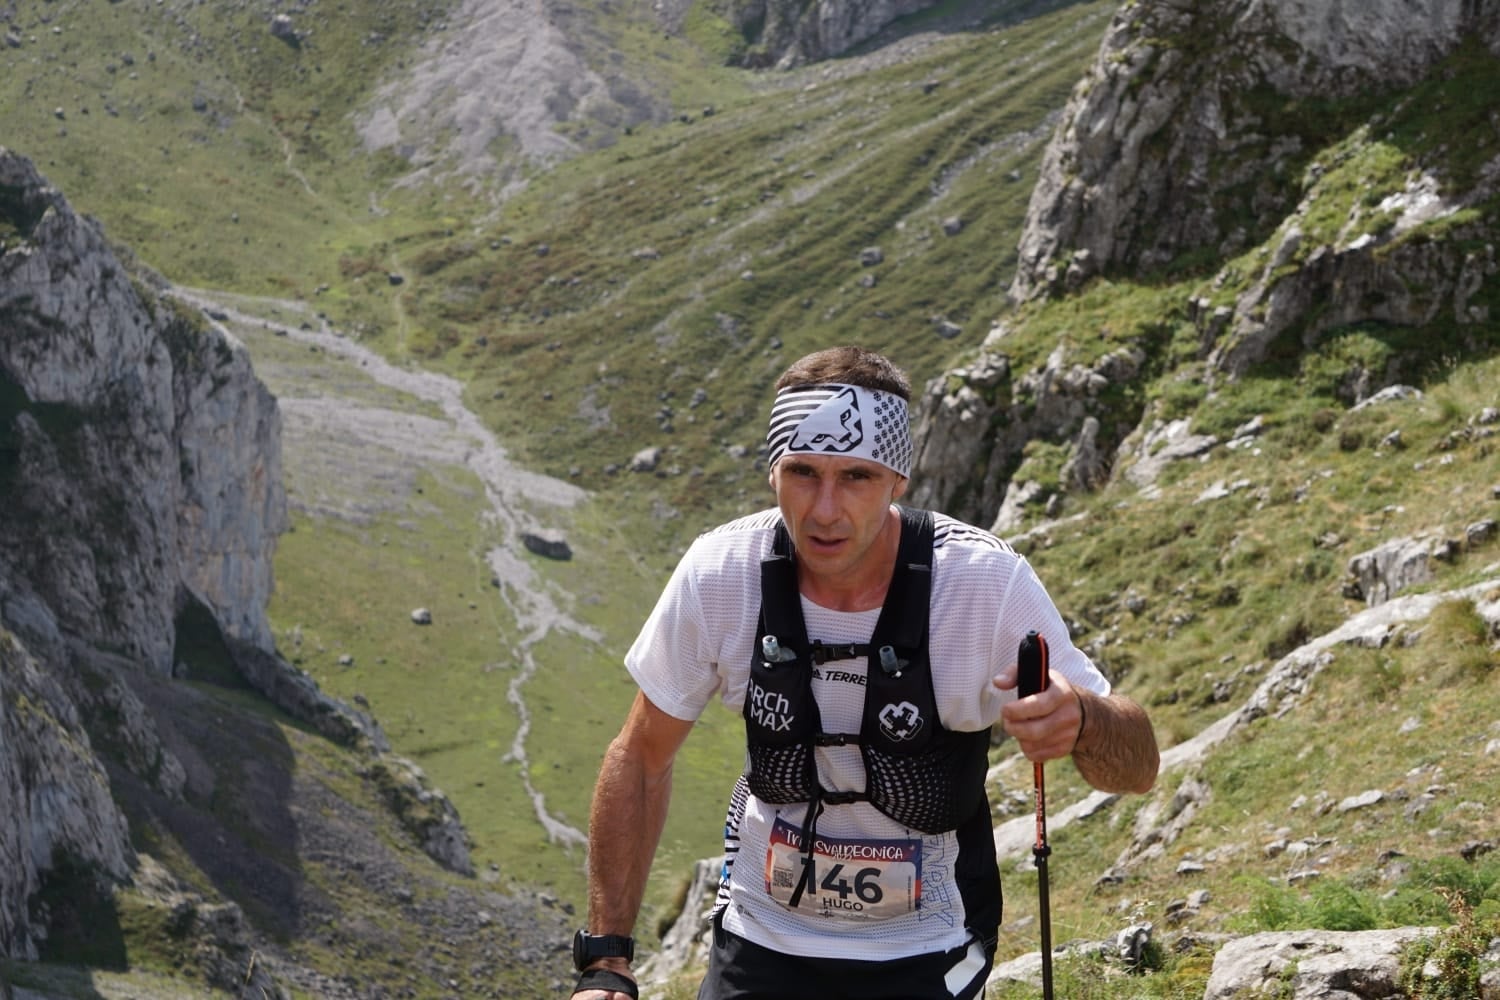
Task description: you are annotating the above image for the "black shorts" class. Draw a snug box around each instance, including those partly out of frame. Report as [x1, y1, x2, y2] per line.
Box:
[695, 913, 994, 1000]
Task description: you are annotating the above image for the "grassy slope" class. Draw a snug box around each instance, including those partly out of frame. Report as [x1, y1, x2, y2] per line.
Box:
[4, 0, 1499, 994]
[1, 0, 416, 291]
[411, 5, 1103, 502]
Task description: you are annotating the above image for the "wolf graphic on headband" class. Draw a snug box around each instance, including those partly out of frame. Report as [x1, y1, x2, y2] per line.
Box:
[787, 387, 863, 454]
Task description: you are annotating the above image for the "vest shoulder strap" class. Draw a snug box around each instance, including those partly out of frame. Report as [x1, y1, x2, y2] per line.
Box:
[880, 505, 934, 652]
[760, 520, 802, 656]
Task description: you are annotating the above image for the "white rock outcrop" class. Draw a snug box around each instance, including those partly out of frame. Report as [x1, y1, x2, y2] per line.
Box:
[0, 146, 285, 957]
[1010, 0, 1500, 302]
[0, 149, 286, 674]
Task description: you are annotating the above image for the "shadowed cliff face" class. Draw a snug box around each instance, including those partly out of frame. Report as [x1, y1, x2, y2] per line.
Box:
[0, 152, 490, 988]
[0, 147, 287, 960]
[0, 629, 134, 961]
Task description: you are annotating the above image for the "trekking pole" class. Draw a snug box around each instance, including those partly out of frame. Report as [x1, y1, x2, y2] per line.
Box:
[1017, 631, 1054, 1000]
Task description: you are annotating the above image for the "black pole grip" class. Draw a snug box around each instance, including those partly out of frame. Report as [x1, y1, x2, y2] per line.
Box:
[1020, 629, 1055, 1000]
[1018, 630, 1050, 698]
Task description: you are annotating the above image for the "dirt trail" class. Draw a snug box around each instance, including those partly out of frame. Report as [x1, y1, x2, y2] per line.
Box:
[173, 287, 594, 849]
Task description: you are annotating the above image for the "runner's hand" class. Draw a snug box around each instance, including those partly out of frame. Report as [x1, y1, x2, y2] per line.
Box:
[995, 665, 1083, 762]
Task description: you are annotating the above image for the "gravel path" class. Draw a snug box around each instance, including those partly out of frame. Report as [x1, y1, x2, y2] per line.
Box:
[172, 287, 596, 850]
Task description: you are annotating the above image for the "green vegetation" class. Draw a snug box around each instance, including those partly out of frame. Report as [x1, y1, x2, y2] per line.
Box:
[986, 944, 1215, 1000]
[4, 0, 1499, 995]
[1400, 891, 1500, 1000]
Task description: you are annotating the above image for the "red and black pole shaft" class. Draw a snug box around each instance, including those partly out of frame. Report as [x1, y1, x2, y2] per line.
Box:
[1017, 630, 1054, 1000]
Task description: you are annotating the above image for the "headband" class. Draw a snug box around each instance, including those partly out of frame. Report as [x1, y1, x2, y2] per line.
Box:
[765, 383, 912, 477]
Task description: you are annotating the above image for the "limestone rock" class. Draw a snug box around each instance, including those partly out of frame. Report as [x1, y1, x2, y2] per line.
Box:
[629, 446, 663, 472]
[1203, 927, 1434, 1000]
[1344, 535, 1440, 606]
[365, 755, 475, 877]
[0, 146, 298, 955]
[909, 345, 1144, 527]
[0, 625, 134, 959]
[731, 0, 942, 68]
[637, 856, 724, 989]
[1011, 0, 1500, 302]
[0, 148, 286, 674]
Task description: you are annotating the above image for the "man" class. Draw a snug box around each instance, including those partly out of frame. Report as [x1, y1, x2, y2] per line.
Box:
[572, 347, 1158, 1000]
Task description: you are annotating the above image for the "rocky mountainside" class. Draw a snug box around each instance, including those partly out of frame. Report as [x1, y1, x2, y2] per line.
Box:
[720, 0, 943, 67]
[644, 1, 1500, 996]
[912, 0, 1500, 531]
[0, 150, 573, 996]
[1, 145, 284, 959]
[902, 1, 1500, 994]
[1011, 0, 1500, 302]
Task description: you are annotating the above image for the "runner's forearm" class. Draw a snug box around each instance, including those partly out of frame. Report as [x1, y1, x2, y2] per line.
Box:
[1071, 690, 1158, 794]
[585, 724, 676, 938]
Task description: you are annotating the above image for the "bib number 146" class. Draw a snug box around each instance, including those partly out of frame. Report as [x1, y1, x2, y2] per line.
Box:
[764, 817, 921, 921]
[810, 860, 883, 904]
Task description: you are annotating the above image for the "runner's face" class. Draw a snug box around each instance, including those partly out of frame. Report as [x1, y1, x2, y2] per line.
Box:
[770, 454, 908, 589]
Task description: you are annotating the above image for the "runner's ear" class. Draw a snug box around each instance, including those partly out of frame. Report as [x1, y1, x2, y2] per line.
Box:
[891, 475, 908, 500]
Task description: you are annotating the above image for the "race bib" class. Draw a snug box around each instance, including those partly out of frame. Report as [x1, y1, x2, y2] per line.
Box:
[764, 816, 922, 921]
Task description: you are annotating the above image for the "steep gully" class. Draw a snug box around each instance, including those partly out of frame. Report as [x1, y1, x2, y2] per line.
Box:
[169, 287, 595, 850]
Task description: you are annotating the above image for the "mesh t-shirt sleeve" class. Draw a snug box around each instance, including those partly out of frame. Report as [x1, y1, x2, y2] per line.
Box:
[623, 539, 724, 722]
[928, 514, 1111, 731]
[991, 553, 1111, 697]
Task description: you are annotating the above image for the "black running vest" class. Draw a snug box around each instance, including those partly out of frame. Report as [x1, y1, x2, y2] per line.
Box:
[741, 507, 1001, 934]
[744, 505, 993, 832]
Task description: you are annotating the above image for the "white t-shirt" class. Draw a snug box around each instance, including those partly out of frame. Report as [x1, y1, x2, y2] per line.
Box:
[625, 506, 1110, 961]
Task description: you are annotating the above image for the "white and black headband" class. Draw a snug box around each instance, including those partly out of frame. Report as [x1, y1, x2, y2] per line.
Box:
[765, 383, 912, 477]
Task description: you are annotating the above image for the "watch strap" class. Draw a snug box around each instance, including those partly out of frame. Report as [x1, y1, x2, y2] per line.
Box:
[573, 929, 635, 968]
[571, 967, 638, 999]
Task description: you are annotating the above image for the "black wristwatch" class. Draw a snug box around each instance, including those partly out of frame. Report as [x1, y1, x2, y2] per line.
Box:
[572, 929, 635, 971]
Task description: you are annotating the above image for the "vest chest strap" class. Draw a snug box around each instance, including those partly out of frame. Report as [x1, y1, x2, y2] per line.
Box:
[809, 640, 866, 664]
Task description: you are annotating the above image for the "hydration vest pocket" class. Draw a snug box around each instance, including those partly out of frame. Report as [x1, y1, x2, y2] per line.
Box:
[745, 742, 818, 804]
[863, 729, 990, 834]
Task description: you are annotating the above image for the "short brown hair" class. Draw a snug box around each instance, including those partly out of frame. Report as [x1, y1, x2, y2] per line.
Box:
[773, 346, 911, 400]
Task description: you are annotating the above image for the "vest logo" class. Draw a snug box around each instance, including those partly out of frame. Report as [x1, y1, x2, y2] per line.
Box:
[788, 387, 863, 454]
[877, 701, 924, 741]
[747, 679, 794, 732]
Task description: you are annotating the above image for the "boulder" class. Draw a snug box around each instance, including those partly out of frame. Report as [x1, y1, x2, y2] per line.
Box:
[521, 531, 573, 561]
[1343, 536, 1439, 606]
[629, 446, 662, 473]
[1203, 927, 1434, 1000]
[269, 14, 301, 46]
